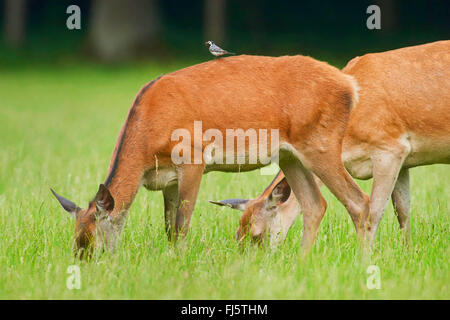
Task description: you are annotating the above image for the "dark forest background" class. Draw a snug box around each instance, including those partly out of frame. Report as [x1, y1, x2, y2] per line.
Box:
[1, 0, 449, 67]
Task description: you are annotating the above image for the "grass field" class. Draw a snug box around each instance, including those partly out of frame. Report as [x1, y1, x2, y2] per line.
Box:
[0, 61, 448, 299]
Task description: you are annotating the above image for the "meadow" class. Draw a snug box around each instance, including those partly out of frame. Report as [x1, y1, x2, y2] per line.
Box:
[0, 60, 448, 299]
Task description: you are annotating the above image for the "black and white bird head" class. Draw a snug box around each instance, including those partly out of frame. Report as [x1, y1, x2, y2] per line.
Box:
[205, 40, 214, 47]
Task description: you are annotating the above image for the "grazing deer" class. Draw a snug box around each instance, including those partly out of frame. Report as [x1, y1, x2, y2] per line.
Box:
[51, 54, 369, 257]
[211, 41, 450, 248]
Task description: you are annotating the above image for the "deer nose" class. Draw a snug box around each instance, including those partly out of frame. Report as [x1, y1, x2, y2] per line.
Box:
[73, 245, 93, 260]
[74, 229, 95, 259]
[251, 233, 263, 245]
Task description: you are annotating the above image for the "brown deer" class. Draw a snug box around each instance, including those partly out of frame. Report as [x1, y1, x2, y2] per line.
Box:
[51, 54, 369, 257]
[211, 41, 450, 248]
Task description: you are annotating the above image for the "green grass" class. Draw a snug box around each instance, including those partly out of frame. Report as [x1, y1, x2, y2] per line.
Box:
[0, 61, 448, 299]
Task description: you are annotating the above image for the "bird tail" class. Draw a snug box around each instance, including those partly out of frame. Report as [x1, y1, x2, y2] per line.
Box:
[225, 51, 236, 55]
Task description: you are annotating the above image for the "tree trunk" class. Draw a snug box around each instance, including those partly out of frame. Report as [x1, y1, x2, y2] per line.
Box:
[4, 0, 27, 48]
[89, 0, 161, 61]
[204, 0, 226, 45]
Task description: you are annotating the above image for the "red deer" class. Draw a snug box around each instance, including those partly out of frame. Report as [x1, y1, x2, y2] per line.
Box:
[51, 54, 369, 257]
[211, 41, 450, 248]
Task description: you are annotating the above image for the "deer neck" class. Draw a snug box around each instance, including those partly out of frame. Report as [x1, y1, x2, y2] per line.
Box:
[103, 85, 154, 215]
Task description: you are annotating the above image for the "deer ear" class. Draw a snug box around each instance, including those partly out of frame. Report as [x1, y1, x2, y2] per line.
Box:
[50, 188, 81, 218]
[265, 178, 291, 209]
[94, 184, 115, 213]
[209, 199, 249, 211]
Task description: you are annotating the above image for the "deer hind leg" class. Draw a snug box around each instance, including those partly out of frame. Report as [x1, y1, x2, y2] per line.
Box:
[279, 151, 327, 252]
[174, 164, 205, 242]
[367, 144, 410, 247]
[391, 168, 411, 247]
[163, 182, 178, 241]
[301, 148, 370, 242]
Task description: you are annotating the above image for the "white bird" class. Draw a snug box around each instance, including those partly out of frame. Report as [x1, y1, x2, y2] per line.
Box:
[205, 40, 235, 57]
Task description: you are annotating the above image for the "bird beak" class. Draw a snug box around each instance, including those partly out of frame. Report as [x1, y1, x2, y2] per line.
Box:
[205, 42, 209, 46]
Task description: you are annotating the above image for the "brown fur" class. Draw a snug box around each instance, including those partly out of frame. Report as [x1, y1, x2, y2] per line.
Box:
[53, 54, 369, 254]
[228, 41, 450, 247]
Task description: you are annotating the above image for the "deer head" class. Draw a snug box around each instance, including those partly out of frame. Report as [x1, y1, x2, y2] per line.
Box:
[51, 184, 125, 259]
[210, 178, 297, 247]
